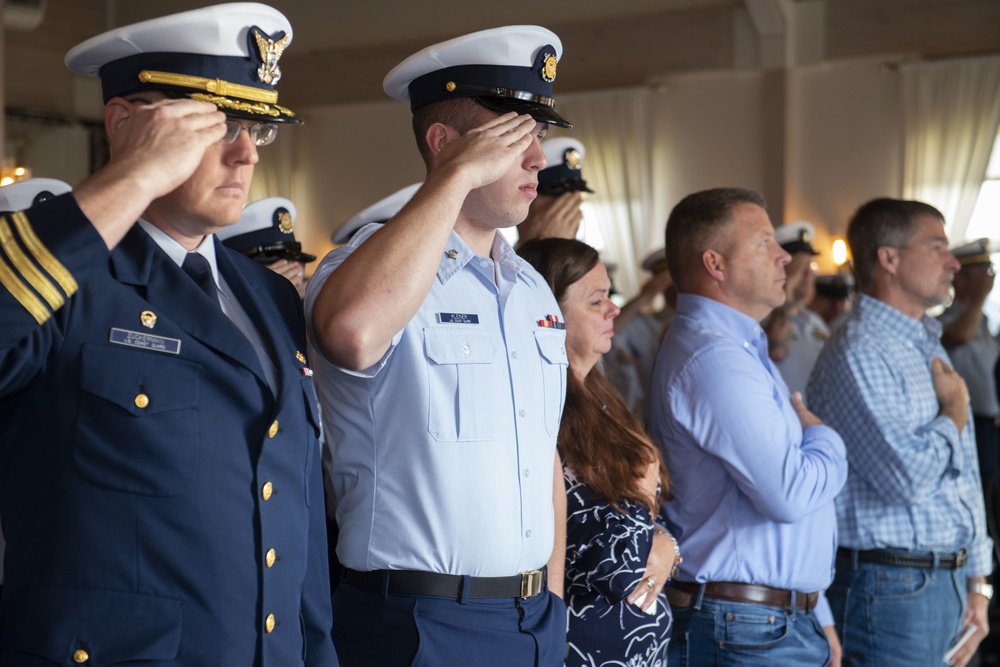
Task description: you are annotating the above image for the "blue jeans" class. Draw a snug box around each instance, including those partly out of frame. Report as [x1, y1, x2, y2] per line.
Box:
[668, 588, 830, 666]
[828, 551, 966, 666]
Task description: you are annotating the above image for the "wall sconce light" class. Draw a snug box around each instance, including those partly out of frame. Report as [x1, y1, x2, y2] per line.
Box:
[0, 165, 32, 187]
[832, 239, 849, 267]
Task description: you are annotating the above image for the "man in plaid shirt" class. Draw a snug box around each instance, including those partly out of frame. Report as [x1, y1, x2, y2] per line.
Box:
[808, 198, 992, 667]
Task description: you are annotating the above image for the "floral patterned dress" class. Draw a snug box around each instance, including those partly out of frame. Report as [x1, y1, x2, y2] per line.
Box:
[564, 466, 671, 667]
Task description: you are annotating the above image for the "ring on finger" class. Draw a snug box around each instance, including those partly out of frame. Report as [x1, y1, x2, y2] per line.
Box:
[645, 577, 655, 589]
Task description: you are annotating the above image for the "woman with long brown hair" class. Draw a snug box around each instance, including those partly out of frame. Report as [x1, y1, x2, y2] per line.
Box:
[519, 238, 679, 666]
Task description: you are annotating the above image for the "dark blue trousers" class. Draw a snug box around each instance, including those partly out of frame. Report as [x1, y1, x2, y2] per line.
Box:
[332, 581, 567, 666]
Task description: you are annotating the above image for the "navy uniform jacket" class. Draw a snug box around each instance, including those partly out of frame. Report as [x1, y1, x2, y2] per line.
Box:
[0, 195, 337, 666]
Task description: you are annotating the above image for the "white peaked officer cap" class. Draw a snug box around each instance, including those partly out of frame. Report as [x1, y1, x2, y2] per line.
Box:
[333, 183, 423, 244]
[383, 25, 571, 128]
[641, 248, 668, 273]
[774, 221, 818, 255]
[64, 3, 300, 124]
[538, 137, 593, 195]
[0, 178, 73, 212]
[218, 197, 316, 264]
[951, 238, 991, 266]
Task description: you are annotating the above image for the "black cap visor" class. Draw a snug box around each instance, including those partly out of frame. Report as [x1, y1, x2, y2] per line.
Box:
[473, 97, 571, 128]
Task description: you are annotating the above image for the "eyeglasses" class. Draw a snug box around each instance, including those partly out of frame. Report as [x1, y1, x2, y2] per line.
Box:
[221, 120, 278, 147]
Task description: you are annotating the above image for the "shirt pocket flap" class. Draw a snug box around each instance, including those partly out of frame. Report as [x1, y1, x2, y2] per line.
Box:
[80, 344, 202, 416]
[424, 329, 495, 365]
[534, 330, 568, 366]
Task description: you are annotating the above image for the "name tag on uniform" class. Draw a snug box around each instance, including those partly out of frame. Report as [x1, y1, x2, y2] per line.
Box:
[109, 327, 182, 355]
[436, 312, 479, 324]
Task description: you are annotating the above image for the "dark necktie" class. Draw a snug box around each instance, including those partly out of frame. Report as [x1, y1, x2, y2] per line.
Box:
[182, 252, 220, 308]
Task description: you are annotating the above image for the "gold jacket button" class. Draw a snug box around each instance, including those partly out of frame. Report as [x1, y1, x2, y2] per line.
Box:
[134, 393, 149, 409]
[266, 548, 276, 568]
[265, 613, 276, 633]
[261, 482, 273, 501]
[73, 649, 89, 663]
[267, 420, 279, 438]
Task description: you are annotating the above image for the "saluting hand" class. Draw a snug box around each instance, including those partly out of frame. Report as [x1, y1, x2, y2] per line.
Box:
[107, 97, 228, 201]
[517, 191, 583, 244]
[430, 112, 540, 192]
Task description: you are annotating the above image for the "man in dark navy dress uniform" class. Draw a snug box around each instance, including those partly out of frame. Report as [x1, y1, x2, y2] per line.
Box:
[0, 5, 337, 666]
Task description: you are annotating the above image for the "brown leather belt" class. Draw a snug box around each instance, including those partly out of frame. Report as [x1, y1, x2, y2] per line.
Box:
[666, 580, 819, 612]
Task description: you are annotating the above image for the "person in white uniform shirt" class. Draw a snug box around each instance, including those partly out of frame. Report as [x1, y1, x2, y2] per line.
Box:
[305, 25, 574, 667]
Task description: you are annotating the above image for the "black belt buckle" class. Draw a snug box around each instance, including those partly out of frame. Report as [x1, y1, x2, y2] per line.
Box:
[520, 569, 543, 598]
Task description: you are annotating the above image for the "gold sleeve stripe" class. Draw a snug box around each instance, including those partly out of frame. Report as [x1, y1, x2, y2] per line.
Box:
[0, 250, 50, 325]
[11, 211, 78, 298]
[0, 217, 65, 310]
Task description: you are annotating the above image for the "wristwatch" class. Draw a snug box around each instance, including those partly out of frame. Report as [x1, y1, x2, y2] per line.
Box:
[968, 582, 994, 600]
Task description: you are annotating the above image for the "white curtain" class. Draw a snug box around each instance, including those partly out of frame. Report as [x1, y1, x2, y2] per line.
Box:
[556, 87, 654, 299]
[902, 56, 1000, 242]
[248, 133, 297, 204]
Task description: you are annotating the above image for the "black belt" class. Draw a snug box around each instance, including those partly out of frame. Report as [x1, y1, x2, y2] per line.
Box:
[667, 580, 819, 612]
[836, 547, 968, 570]
[344, 567, 547, 600]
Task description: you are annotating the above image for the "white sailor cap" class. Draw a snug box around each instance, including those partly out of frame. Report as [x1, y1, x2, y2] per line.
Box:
[641, 247, 668, 273]
[775, 221, 818, 255]
[538, 138, 593, 196]
[333, 183, 422, 244]
[383, 25, 571, 128]
[218, 196, 315, 264]
[64, 3, 300, 124]
[951, 238, 991, 266]
[0, 178, 72, 213]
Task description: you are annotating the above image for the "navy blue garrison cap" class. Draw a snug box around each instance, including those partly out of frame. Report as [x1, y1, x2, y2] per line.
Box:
[64, 3, 301, 124]
[383, 25, 571, 128]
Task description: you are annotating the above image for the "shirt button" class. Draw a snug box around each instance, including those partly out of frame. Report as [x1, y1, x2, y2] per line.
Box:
[525, 529, 532, 538]
[462, 345, 471, 355]
[266, 548, 277, 568]
[267, 420, 279, 438]
[480, 260, 489, 268]
[265, 613, 276, 633]
[261, 482, 273, 501]
[519, 409, 526, 418]
[511, 351, 518, 360]
[524, 468, 530, 477]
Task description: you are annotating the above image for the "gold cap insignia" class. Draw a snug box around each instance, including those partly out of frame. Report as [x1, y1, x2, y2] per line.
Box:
[446, 249, 459, 260]
[252, 27, 291, 86]
[277, 210, 294, 234]
[541, 53, 557, 83]
[446, 81, 457, 92]
[141, 310, 157, 328]
[564, 149, 582, 170]
[296, 350, 307, 364]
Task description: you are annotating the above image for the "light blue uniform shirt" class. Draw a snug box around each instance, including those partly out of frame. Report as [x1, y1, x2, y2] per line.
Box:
[305, 224, 567, 576]
[649, 294, 847, 624]
[808, 294, 992, 577]
[937, 300, 1000, 417]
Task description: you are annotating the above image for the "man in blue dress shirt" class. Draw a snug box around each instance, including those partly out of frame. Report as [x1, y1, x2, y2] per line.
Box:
[650, 187, 848, 666]
[808, 198, 992, 667]
[305, 26, 571, 666]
